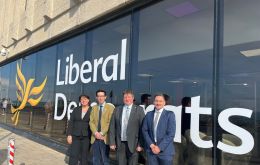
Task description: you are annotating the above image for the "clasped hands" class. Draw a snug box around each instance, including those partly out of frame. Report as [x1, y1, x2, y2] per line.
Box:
[110, 145, 143, 152]
[95, 132, 105, 140]
[150, 144, 160, 154]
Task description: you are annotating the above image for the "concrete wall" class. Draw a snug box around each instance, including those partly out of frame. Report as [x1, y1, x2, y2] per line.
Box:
[0, 0, 134, 63]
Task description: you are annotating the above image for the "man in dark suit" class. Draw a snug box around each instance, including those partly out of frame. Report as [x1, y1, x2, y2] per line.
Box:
[142, 93, 176, 165]
[109, 89, 145, 165]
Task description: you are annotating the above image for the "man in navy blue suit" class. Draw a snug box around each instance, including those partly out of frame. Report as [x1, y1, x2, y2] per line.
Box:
[142, 93, 176, 165]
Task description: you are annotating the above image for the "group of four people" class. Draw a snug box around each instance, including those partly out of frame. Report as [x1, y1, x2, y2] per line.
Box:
[67, 89, 176, 165]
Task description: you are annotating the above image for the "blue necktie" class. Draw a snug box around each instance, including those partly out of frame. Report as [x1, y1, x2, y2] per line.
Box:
[122, 106, 130, 141]
[153, 111, 160, 142]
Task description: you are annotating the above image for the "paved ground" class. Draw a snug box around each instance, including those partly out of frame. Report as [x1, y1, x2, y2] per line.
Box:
[0, 126, 67, 165]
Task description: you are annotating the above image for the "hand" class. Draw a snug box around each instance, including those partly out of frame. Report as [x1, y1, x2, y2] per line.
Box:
[110, 145, 116, 150]
[99, 134, 105, 140]
[150, 144, 157, 154]
[136, 146, 143, 152]
[150, 144, 156, 150]
[67, 136, 72, 144]
[152, 146, 160, 154]
[94, 132, 102, 139]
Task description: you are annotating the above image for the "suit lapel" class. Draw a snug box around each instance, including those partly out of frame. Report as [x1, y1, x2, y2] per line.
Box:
[156, 109, 166, 135]
[82, 107, 90, 120]
[95, 105, 99, 116]
[119, 105, 123, 131]
[152, 110, 155, 138]
[127, 105, 136, 130]
[98, 104, 107, 120]
[151, 109, 166, 140]
[102, 104, 108, 117]
[77, 107, 82, 120]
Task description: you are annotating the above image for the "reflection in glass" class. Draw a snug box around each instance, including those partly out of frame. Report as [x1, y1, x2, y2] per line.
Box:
[133, 0, 214, 164]
[83, 16, 131, 106]
[222, 0, 260, 164]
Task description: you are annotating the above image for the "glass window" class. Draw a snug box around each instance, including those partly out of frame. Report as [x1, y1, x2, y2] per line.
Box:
[54, 33, 86, 141]
[133, 0, 214, 164]
[0, 65, 10, 101]
[56, 34, 86, 101]
[6, 61, 18, 125]
[8, 61, 19, 106]
[84, 15, 131, 106]
[221, 0, 260, 164]
[13, 55, 36, 130]
[0, 64, 10, 123]
[32, 46, 58, 140]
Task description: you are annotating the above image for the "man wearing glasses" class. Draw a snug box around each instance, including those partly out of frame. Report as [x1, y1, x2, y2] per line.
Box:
[90, 89, 115, 165]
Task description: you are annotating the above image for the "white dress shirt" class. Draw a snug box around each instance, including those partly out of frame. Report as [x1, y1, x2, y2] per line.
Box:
[153, 108, 164, 142]
[121, 104, 133, 141]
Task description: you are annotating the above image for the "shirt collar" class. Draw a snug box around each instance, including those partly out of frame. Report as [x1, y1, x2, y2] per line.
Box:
[99, 102, 106, 107]
[124, 104, 133, 110]
[155, 107, 164, 113]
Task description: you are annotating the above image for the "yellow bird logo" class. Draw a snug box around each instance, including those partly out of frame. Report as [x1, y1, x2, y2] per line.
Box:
[11, 63, 47, 125]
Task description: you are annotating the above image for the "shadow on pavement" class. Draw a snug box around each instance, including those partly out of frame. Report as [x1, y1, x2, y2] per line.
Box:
[0, 132, 12, 142]
[0, 149, 7, 164]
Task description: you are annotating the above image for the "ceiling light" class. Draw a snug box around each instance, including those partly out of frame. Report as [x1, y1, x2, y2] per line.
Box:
[166, 1, 199, 18]
[168, 80, 182, 83]
[138, 74, 153, 77]
[240, 49, 260, 57]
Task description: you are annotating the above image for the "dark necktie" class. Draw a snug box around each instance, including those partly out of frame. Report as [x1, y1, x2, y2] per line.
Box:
[98, 105, 103, 132]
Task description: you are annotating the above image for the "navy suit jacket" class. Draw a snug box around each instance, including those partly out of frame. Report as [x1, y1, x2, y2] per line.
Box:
[142, 109, 176, 159]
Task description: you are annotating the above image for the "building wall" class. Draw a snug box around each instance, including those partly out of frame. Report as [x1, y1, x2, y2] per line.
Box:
[0, 0, 134, 63]
[1, 0, 260, 164]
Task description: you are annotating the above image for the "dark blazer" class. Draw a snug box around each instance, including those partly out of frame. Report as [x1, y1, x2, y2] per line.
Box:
[142, 109, 176, 159]
[109, 104, 145, 153]
[67, 106, 92, 137]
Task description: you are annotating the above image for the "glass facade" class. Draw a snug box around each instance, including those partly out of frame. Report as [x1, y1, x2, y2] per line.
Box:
[219, 0, 260, 164]
[83, 15, 131, 106]
[0, 0, 259, 164]
[132, 1, 214, 164]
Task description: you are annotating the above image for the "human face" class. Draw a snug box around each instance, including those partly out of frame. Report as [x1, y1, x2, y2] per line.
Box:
[96, 92, 106, 104]
[154, 96, 166, 110]
[80, 96, 89, 106]
[145, 97, 151, 105]
[123, 93, 134, 106]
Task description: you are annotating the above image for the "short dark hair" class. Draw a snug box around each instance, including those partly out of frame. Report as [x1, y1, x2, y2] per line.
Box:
[154, 93, 166, 101]
[181, 97, 191, 107]
[78, 94, 90, 105]
[123, 89, 134, 97]
[96, 89, 106, 96]
[141, 94, 151, 103]
[163, 94, 170, 102]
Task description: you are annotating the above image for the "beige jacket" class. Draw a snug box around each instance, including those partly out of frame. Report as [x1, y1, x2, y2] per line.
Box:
[89, 103, 114, 144]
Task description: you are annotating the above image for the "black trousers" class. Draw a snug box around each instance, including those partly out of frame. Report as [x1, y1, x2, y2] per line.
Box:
[117, 141, 138, 165]
[69, 136, 90, 165]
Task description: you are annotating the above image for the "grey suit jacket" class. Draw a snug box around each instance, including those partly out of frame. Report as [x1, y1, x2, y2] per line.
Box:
[109, 104, 145, 153]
